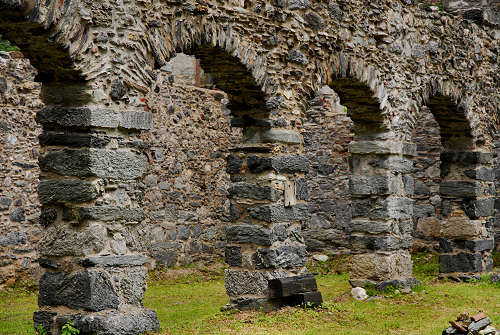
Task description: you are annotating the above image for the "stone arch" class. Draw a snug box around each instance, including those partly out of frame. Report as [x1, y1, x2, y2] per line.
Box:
[1, 2, 160, 334]
[145, 19, 318, 310]
[299, 55, 418, 291]
[412, 81, 495, 279]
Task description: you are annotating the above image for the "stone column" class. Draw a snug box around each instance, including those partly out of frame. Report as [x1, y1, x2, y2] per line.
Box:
[348, 140, 419, 290]
[438, 151, 495, 279]
[33, 105, 159, 335]
[223, 125, 321, 310]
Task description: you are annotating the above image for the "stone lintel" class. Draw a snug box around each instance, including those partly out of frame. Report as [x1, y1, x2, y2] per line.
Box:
[349, 141, 417, 156]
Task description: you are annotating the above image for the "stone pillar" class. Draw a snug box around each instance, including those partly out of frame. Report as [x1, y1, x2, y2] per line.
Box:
[33, 105, 159, 335]
[348, 140, 419, 290]
[438, 151, 495, 279]
[223, 126, 321, 310]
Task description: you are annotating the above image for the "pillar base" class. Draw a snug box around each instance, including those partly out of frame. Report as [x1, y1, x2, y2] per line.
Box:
[349, 277, 420, 291]
[34, 308, 160, 335]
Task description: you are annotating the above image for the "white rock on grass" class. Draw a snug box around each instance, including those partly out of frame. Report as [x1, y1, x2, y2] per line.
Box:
[312, 254, 328, 262]
[351, 287, 368, 301]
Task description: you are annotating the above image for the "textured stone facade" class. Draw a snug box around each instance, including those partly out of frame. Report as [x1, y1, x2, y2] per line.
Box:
[0, 0, 499, 333]
[0, 52, 42, 286]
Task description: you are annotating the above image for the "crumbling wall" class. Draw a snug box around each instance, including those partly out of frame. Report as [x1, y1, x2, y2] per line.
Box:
[0, 51, 43, 285]
[141, 76, 240, 267]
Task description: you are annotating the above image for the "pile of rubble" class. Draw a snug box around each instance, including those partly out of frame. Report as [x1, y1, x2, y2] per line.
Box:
[443, 312, 498, 335]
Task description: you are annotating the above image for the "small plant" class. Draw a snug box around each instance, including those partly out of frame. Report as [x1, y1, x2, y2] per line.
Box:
[61, 320, 80, 335]
[0, 34, 20, 52]
[35, 325, 48, 335]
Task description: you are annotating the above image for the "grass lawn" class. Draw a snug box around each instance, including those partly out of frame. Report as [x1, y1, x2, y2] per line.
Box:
[0, 254, 498, 335]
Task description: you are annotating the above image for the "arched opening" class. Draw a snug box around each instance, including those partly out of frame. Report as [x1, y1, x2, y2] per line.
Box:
[1, 7, 160, 334]
[301, 67, 417, 291]
[422, 94, 494, 278]
[146, 43, 316, 311]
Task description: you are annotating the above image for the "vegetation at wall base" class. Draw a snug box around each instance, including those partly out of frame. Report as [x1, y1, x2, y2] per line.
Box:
[0, 255, 498, 335]
[0, 35, 20, 52]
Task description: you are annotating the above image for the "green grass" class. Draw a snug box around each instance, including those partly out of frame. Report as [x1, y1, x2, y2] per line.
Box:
[0, 257, 499, 335]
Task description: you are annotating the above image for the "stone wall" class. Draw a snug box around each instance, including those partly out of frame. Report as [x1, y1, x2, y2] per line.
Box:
[412, 107, 442, 251]
[0, 51, 43, 286]
[301, 86, 353, 255]
[141, 77, 240, 268]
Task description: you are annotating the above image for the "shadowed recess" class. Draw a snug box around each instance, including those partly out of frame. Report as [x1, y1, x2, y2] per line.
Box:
[0, 20, 91, 105]
[0, 22, 84, 83]
[182, 45, 268, 116]
[427, 95, 472, 149]
[330, 78, 385, 136]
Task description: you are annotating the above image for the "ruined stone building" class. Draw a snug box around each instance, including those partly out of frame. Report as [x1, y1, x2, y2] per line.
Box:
[0, 0, 499, 334]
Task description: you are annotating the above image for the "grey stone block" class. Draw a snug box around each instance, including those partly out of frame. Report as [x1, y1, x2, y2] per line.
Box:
[226, 155, 243, 174]
[350, 235, 406, 251]
[225, 246, 242, 267]
[79, 255, 149, 267]
[36, 107, 119, 128]
[439, 253, 483, 273]
[0, 231, 26, 246]
[40, 149, 147, 180]
[39, 223, 106, 257]
[296, 178, 309, 201]
[249, 204, 310, 223]
[350, 175, 390, 195]
[224, 269, 287, 297]
[152, 251, 177, 267]
[468, 317, 492, 333]
[253, 245, 307, 269]
[247, 155, 273, 173]
[288, 49, 308, 65]
[33, 311, 57, 335]
[9, 207, 25, 222]
[440, 181, 482, 198]
[463, 198, 495, 219]
[229, 182, 277, 201]
[243, 129, 302, 144]
[271, 155, 309, 173]
[73, 206, 146, 223]
[226, 224, 272, 246]
[38, 180, 98, 204]
[463, 239, 494, 252]
[351, 220, 393, 234]
[38, 133, 110, 148]
[38, 270, 119, 311]
[119, 111, 153, 130]
[287, 0, 311, 10]
[0, 197, 12, 210]
[440, 152, 492, 165]
[65, 309, 160, 335]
